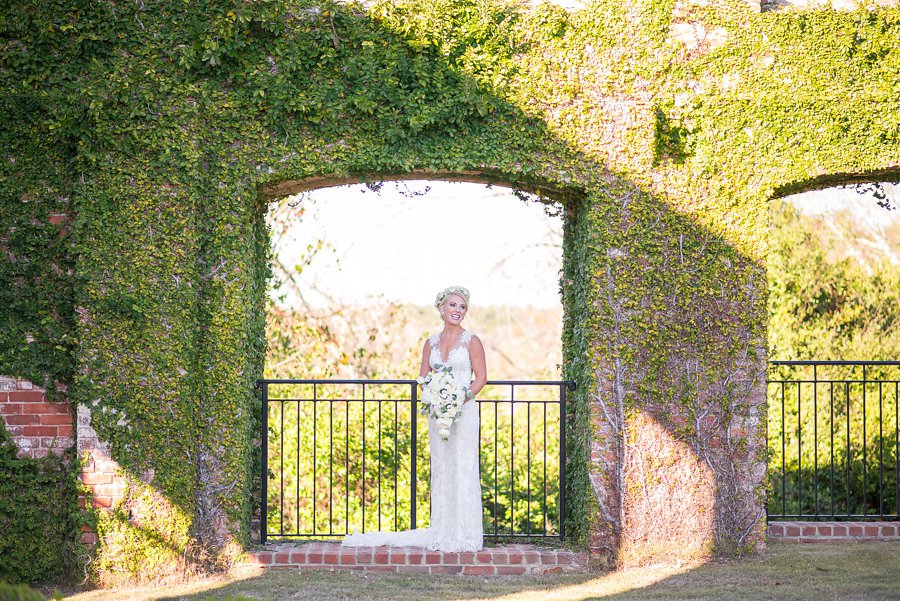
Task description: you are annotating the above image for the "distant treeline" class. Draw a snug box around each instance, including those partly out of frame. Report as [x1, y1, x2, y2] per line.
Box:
[768, 199, 900, 518]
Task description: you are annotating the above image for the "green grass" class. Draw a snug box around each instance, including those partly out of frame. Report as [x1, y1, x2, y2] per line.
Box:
[47, 542, 900, 601]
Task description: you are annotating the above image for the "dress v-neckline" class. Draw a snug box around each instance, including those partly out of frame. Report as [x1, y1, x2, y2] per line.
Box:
[435, 329, 467, 364]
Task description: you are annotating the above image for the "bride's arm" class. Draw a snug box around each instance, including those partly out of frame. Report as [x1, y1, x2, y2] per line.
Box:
[468, 335, 487, 400]
[418, 340, 431, 379]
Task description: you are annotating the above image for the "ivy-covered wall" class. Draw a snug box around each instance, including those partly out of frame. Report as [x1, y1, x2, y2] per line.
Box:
[2, 0, 899, 579]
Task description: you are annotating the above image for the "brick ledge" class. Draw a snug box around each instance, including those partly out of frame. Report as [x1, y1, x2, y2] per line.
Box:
[768, 521, 900, 542]
[243, 543, 588, 575]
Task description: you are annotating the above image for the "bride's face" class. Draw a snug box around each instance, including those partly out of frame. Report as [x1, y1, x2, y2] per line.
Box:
[440, 294, 468, 326]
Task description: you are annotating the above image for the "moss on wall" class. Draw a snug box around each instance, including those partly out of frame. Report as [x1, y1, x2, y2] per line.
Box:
[2, 0, 899, 578]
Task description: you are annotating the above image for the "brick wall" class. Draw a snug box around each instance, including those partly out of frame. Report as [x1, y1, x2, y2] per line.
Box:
[768, 521, 900, 542]
[0, 376, 125, 545]
[76, 404, 127, 545]
[0, 376, 73, 458]
[245, 543, 587, 575]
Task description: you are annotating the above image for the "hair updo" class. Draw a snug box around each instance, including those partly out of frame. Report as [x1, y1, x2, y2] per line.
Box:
[434, 285, 471, 310]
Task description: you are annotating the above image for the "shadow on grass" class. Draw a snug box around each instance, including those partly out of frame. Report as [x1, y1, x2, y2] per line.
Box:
[46, 542, 898, 601]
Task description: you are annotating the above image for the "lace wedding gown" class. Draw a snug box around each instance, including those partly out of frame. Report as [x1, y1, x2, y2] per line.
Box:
[342, 330, 484, 552]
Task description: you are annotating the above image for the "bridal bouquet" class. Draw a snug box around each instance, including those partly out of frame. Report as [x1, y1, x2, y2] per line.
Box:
[417, 366, 468, 440]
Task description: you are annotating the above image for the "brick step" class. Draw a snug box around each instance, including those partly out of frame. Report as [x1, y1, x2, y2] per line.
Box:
[245, 542, 588, 575]
[768, 521, 900, 542]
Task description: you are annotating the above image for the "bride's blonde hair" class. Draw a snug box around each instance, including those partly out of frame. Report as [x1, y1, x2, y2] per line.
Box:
[434, 285, 470, 310]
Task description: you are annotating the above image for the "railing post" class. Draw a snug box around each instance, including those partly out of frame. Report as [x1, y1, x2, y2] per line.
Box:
[261, 381, 268, 545]
[411, 381, 418, 530]
[559, 382, 569, 543]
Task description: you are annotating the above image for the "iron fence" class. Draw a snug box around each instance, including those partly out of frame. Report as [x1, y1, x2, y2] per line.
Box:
[258, 379, 573, 543]
[767, 361, 900, 520]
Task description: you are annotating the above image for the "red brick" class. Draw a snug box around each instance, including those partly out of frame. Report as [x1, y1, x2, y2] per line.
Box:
[4, 414, 39, 426]
[21, 426, 59, 436]
[8, 391, 46, 403]
[458, 552, 475, 563]
[255, 552, 274, 565]
[356, 549, 373, 563]
[289, 551, 307, 563]
[540, 552, 558, 564]
[523, 551, 541, 564]
[22, 402, 61, 414]
[373, 550, 390, 565]
[56, 425, 74, 436]
[80, 532, 98, 545]
[476, 551, 492, 564]
[307, 552, 322, 563]
[390, 552, 407, 565]
[864, 526, 879, 537]
[94, 482, 125, 498]
[0, 403, 23, 414]
[801, 526, 817, 537]
[786, 526, 801, 537]
[406, 551, 424, 565]
[832, 525, 847, 537]
[40, 414, 73, 426]
[767, 524, 784, 536]
[430, 565, 462, 575]
[397, 566, 431, 574]
[323, 551, 340, 565]
[849, 526, 864, 537]
[463, 565, 496, 575]
[508, 551, 523, 564]
[49, 213, 68, 225]
[496, 566, 528, 575]
[340, 552, 357, 565]
[274, 553, 291, 564]
[441, 552, 458, 564]
[92, 496, 113, 508]
[365, 565, 398, 573]
[425, 552, 441, 565]
[557, 553, 575, 565]
[81, 472, 113, 486]
[818, 526, 832, 536]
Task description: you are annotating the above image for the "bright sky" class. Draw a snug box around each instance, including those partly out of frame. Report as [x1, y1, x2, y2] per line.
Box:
[271, 181, 897, 311]
[786, 183, 899, 224]
[272, 181, 563, 309]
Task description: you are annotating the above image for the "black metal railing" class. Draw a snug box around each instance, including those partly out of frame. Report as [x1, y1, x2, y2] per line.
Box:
[767, 361, 900, 521]
[258, 379, 573, 543]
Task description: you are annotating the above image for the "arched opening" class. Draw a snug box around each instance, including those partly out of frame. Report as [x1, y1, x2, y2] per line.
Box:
[258, 177, 575, 544]
[266, 180, 563, 381]
[767, 181, 900, 523]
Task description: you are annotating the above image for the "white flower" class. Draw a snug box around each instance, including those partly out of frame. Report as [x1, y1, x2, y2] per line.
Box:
[417, 365, 467, 441]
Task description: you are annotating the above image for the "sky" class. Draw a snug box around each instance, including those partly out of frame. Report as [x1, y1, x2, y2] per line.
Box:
[271, 181, 564, 309]
[270, 181, 898, 311]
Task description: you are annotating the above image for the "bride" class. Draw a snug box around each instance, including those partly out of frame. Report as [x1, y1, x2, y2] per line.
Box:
[342, 285, 487, 552]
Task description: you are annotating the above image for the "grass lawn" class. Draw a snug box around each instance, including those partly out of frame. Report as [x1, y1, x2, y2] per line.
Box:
[46, 541, 900, 601]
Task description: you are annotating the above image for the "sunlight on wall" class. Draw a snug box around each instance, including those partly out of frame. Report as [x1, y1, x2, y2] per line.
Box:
[619, 411, 717, 566]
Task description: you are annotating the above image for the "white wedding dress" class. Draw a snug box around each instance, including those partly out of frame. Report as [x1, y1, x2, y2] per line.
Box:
[342, 330, 484, 552]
